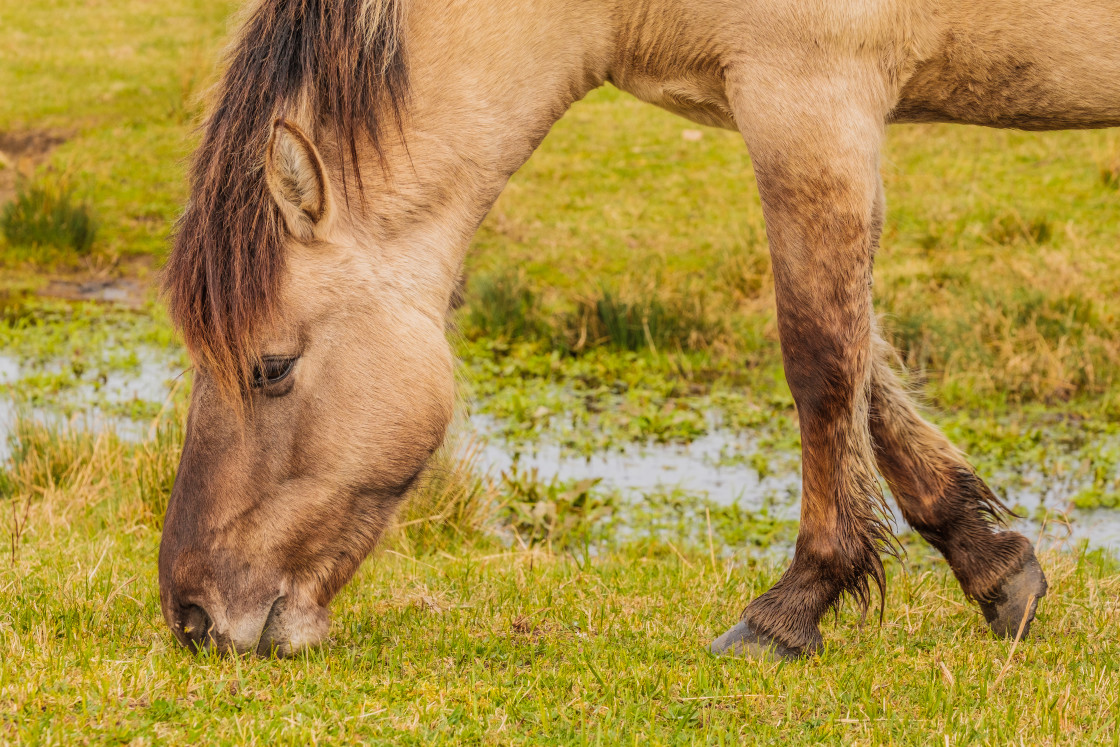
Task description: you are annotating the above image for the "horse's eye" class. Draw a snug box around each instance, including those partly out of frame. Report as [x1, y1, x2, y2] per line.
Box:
[251, 356, 297, 389]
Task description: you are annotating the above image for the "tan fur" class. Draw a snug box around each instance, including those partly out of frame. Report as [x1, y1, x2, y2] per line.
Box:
[160, 0, 1120, 656]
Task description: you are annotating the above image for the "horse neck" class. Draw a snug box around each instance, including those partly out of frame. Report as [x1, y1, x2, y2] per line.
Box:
[336, 0, 619, 318]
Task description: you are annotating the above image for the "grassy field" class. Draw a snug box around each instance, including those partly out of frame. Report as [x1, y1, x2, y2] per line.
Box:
[1, 421, 1118, 745]
[2, 0, 1120, 744]
[4, 0, 1120, 409]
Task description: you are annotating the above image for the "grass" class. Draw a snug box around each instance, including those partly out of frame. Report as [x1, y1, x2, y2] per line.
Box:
[464, 272, 547, 344]
[0, 0, 237, 264]
[465, 94, 1120, 409]
[461, 272, 722, 355]
[2, 418, 1119, 745]
[3, 0, 1120, 409]
[458, 102, 1120, 410]
[1, 0, 1119, 743]
[1, 179, 97, 258]
[390, 436, 502, 556]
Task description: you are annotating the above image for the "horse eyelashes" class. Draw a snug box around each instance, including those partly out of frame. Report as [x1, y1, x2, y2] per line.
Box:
[252, 357, 297, 389]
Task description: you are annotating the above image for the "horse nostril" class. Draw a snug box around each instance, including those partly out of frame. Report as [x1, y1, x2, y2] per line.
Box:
[179, 604, 213, 653]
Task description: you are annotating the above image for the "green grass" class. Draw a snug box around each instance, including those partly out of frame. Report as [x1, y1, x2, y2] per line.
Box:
[2, 1, 1120, 743]
[461, 271, 723, 354]
[1, 418, 1118, 744]
[4, 0, 1120, 408]
[1, 179, 97, 257]
[0, 0, 238, 264]
[465, 90, 1120, 408]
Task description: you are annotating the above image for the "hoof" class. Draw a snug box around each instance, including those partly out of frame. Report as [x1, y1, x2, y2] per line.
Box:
[978, 550, 1048, 639]
[709, 621, 803, 661]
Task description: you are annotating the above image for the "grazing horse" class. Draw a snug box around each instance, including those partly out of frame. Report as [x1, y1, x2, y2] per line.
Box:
[159, 0, 1120, 657]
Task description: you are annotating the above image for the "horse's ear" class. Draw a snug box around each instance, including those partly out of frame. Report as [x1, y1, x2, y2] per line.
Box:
[265, 120, 334, 240]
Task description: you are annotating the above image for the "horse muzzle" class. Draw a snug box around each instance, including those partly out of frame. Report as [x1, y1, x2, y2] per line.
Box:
[163, 588, 329, 657]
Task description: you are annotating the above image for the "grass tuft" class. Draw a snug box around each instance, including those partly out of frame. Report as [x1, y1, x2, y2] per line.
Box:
[133, 416, 185, 527]
[1102, 161, 1120, 189]
[461, 274, 726, 357]
[986, 212, 1053, 247]
[390, 436, 499, 554]
[1, 406, 184, 535]
[463, 271, 544, 342]
[1, 179, 97, 256]
[3, 416, 105, 495]
[570, 287, 717, 354]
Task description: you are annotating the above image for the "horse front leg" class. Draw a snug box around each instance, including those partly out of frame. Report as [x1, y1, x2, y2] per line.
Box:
[712, 71, 896, 659]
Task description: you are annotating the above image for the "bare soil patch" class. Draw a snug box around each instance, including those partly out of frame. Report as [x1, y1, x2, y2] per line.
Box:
[40, 277, 148, 308]
[0, 128, 70, 205]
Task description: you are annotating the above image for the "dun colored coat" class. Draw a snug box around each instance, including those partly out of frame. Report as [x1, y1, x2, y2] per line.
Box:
[160, 0, 1119, 657]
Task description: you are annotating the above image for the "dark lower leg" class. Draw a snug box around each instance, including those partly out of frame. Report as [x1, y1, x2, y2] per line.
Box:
[740, 396, 895, 653]
[713, 78, 905, 657]
[732, 169, 895, 655]
[868, 333, 1046, 630]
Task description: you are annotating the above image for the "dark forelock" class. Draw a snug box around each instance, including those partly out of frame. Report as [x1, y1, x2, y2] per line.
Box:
[163, 0, 408, 395]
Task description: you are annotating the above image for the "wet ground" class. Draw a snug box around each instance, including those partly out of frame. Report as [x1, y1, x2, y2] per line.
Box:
[470, 415, 1120, 553]
[474, 414, 802, 515]
[0, 347, 184, 459]
[40, 278, 148, 307]
[2, 337, 1120, 554]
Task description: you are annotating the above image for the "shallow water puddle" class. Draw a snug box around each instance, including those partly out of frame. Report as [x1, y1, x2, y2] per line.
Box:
[0, 355, 19, 387]
[473, 415, 802, 514]
[0, 348, 182, 460]
[469, 415, 1120, 554]
[2, 344, 1120, 553]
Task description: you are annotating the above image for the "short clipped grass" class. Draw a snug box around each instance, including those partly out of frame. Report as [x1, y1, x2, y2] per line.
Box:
[1, 420, 1119, 745]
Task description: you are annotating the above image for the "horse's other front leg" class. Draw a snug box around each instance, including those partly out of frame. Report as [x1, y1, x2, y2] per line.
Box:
[711, 69, 896, 659]
[869, 333, 1048, 637]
